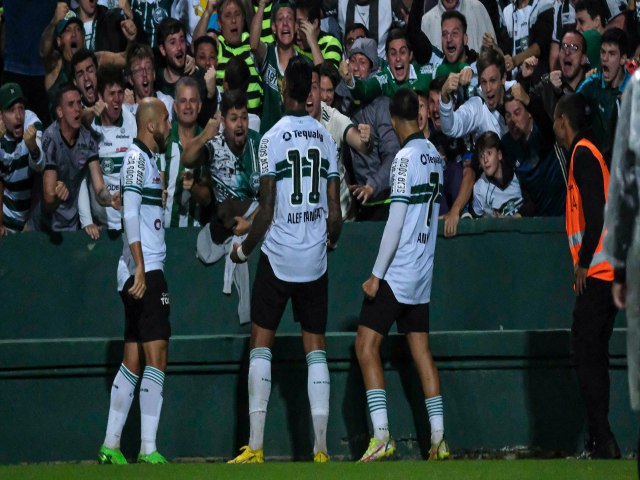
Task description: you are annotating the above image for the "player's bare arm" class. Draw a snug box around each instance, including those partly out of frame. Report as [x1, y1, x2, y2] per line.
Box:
[231, 176, 275, 262]
[128, 241, 146, 299]
[326, 178, 341, 247]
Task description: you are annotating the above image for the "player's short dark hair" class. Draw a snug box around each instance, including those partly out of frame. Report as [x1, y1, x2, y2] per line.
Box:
[475, 131, 501, 155]
[221, 89, 248, 116]
[318, 62, 340, 88]
[555, 92, 590, 133]
[175, 76, 201, 101]
[97, 65, 125, 94]
[561, 28, 587, 52]
[156, 17, 186, 47]
[193, 35, 217, 56]
[295, 0, 321, 23]
[441, 11, 467, 34]
[601, 27, 629, 56]
[53, 83, 82, 108]
[428, 75, 447, 94]
[575, 0, 606, 26]
[125, 42, 155, 73]
[71, 48, 98, 76]
[224, 56, 251, 91]
[477, 47, 506, 79]
[389, 88, 419, 121]
[284, 57, 312, 104]
[385, 27, 412, 55]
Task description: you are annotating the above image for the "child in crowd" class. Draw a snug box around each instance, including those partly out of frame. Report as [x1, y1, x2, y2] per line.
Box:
[471, 131, 523, 218]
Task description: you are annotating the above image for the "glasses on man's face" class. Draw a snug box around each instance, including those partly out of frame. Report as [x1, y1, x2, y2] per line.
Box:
[560, 43, 580, 53]
[346, 35, 365, 47]
[131, 66, 153, 77]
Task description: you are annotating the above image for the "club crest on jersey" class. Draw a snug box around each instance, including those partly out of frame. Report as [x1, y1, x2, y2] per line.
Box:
[154, 218, 162, 230]
[250, 172, 260, 192]
[101, 157, 114, 174]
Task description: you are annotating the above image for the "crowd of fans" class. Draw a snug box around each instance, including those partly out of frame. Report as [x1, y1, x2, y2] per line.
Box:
[0, 0, 639, 237]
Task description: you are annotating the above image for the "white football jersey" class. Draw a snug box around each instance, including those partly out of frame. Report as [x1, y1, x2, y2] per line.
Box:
[384, 133, 444, 305]
[118, 139, 166, 290]
[91, 108, 137, 230]
[260, 113, 339, 282]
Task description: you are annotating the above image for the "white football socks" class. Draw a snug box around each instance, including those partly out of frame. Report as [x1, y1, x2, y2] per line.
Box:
[139, 366, 165, 455]
[104, 364, 138, 449]
[425, 395, 444, 444]
[307, 350, 330, 454]
[366, 389, 390, 441]
[248, 347, 272, 451]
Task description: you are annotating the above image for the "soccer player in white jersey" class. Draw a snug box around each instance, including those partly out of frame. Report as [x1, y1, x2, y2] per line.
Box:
[229, 57, 342, 464]
[356, 88, 449, 462]
[79, 66, 137, 238]
[98, 97, 172, 465]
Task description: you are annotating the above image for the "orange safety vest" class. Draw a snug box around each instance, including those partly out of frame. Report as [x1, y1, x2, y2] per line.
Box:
[565, 138, 614, 281]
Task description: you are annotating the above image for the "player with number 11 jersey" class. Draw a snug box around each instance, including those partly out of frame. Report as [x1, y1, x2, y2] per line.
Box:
[259, 113, 339, 282]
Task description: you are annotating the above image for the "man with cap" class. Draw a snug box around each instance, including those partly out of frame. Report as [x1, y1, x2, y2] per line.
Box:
[40, 7, 135, 121]
[0, 83, 45, 235]
[251, 0, 322, 134]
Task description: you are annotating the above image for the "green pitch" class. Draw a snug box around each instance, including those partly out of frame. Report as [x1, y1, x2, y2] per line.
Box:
[0, 460, 634, 480]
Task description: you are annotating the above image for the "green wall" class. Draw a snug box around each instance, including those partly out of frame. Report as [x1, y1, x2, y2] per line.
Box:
[0, 219, 635, 463]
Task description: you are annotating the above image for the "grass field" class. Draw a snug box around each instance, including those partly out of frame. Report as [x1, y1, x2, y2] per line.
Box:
[0, 460, 635, 480]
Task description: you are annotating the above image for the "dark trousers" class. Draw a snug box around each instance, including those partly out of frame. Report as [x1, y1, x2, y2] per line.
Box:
[571, 276, 617, 443]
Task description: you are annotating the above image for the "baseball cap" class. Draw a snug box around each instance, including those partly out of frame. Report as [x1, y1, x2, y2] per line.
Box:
[56, 11, 84, 37]
[0, 83, 26, 111]
[348, 37, 379, 71]
[270, 1, 294, 22]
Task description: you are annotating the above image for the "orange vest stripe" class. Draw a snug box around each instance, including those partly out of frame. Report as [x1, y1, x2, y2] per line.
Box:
[565, 138, 614, 281]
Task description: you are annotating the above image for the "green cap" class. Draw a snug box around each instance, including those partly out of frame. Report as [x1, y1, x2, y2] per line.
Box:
[0, 83, 26, 111]
[582, 29, 602, 69]
[271, 1, 294, 22]
[56, 11, 84, 37]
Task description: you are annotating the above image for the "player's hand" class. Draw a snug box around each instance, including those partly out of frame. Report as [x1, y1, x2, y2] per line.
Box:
[204, 66, 217, 99]
[92, 99, 107, 118]
[362, 274, 380, 300]
[482, 32, 496, 50]
[55, 181, 69, 202]
[162, 189, 168, 209]
[232, 216, 251, 236]
[123, 88, 135, 105]
[23, 124, 38, 153]
[574, 264, 588, 295]
[0, 224, 7, 237]
[443, 209, 460, 237]
[511, 83, 530, 106]
[230, 242, 245, 263]
[84, 223, 102, 240]
[185, 55, 197, 75]
[357, 123, 371, 148]
[612, 282, 626, 309]
[339, 60, 353, 85]
[54, 2, 69, 23]
[504, 54, 514, 72]
[204, 112, 221, 140]
[549, 70, 563, 89]
[459, 67, 473, 86]
[129, 267, 146, 299]
[520, 56, 538, 78]
[111, 190, 122, 210]
[121, 18, 138, 42]
[349, 184, 374, 204]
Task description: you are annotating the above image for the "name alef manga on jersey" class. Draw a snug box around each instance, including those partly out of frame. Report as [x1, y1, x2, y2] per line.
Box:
[287, 207, 323, 224]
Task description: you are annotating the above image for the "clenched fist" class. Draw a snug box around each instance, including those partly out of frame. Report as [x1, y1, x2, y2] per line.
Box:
[23, 124, 38, 153]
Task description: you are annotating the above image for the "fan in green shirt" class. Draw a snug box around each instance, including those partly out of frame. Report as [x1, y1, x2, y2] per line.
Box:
[341, 27, 435, 105]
